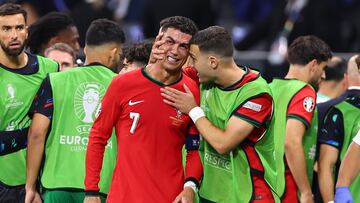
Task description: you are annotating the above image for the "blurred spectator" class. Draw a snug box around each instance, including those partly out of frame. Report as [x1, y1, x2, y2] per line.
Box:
[235, 0, 351, 52]
[119, 40, 152, 74]
[44, 42, 76, 71]
[234, 0, 355, 81]
[231, 0, 274, 24]
[27, 12, 80, 55]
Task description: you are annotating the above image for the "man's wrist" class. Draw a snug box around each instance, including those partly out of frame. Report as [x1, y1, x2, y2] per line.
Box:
[25, 183, 36, 191]
[189, 106, 205, 123]
[184, 180, 198, 193]
[300, 190, 313, 197]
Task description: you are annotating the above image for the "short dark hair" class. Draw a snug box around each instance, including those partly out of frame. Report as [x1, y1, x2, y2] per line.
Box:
[27, 12, 75, 54]
[287, 35, 332, 65]
[324, 57, 347, 81]
[86, 19, 125, 46]
[124, 40, 153, 65]
[0, 3, 27, 23]
[160, 16, 198, 36]
[190, 26, 233, 57]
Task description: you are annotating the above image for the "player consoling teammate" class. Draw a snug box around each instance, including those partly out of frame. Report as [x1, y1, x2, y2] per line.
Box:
[161, 25, 278, 203]
[1, 2, 359, 203]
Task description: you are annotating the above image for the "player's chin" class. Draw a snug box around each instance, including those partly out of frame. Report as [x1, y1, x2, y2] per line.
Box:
[164, 64, 183, 73]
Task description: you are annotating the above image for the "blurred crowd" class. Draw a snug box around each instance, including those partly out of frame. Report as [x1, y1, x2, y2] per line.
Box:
[1, 0, 359, 51]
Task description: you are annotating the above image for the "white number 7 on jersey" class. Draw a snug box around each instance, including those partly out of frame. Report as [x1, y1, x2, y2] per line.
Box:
[129, 112, 140, 134]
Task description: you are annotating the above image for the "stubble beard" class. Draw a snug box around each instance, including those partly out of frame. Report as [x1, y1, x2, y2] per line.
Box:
[0, 41, 25, 57]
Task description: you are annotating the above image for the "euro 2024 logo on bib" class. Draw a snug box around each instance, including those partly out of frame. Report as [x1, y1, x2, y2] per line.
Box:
[74, 83, 105, 123]
[5, 83, 23, 109]
[61, 83, 111, 153]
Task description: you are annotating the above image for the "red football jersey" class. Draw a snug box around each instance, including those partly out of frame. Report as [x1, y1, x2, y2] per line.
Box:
[85, 68, 203, 202]
[287, 86, 316, 127]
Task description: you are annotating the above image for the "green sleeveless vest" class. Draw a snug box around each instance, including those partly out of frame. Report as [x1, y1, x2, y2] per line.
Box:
[269, 79, 318, 198]
[332, 101, 360, 202]
[41, 65, 117, 194]
[198, 75, 278, 203]
[0, 56, 58, 186]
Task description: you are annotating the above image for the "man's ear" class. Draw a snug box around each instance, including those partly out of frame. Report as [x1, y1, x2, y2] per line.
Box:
[83, 45, 87, 55]
[25, 26, 29, 39]
[208, 55, 219, 70]
[109, 47, 118, 61]
[308, 59, 318, 73]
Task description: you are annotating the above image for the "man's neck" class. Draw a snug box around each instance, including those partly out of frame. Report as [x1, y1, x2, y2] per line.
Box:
[285, 64, 309, 83]
[0, 50, 27, 69]
[146, 63, 182, 85]
[215, 62, 246, 87]
[318, 83, 344, 99]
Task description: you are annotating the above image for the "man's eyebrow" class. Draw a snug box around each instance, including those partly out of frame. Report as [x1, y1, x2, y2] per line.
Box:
[166, 36, 190, 46]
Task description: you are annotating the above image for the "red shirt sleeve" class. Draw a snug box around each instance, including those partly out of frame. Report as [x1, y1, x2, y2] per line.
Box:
[85, 77, 122, 192]
[185, 123, 203, 184]
[184, 81, 203, 184]
[287, 86, 316, 128]
[232, 93, 273, 128]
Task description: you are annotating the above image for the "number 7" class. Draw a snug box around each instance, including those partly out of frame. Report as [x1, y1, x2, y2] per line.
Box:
[129, 112, 140, 134]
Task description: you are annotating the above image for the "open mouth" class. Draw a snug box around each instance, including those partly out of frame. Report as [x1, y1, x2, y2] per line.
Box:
[166, 56, 180, 64]
[9, 42, 21, 49]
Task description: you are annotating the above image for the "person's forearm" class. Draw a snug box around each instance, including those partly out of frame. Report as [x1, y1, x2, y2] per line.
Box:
[285, 142, 312, 195]
[195, 117, 233, 154]
[336, 142, 360, 187]
[26, 129, 45, 191]
[318, 164, 335, 202]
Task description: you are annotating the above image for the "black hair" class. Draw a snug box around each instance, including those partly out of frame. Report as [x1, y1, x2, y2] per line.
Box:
[0, 3, 27, 22]
[124, 40, 153, 64]
[27, 12, 75, 54]
[190, 26, 233, 57]
[287, 35, 332, 65]
[160, 16, 198, 36]
[86, 18, 125, 46]
[324, 57, 347, 81]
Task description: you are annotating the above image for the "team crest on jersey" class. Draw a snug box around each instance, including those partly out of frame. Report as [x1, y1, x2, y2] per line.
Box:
[303, 96, 315, 112]
[170, 109, 185, 126]
[74, 83, 105, 123]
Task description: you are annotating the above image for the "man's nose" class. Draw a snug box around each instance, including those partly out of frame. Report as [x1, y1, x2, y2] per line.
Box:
[10, 29, 18, 40]
[169, 44, 180, 55]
